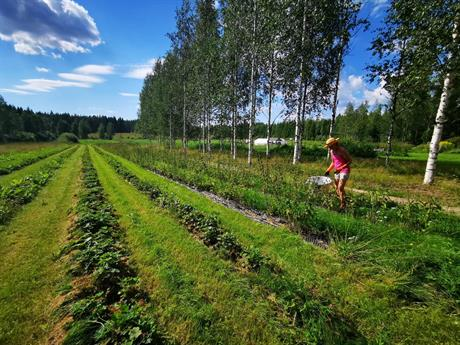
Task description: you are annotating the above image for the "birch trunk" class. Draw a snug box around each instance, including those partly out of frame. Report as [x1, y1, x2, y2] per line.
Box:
[206, 107, 211, 153]
[266, 52, 274, 158]
[293, 0, 307, 165]
[423, 71, 453, 184]
[201, 106, 206, 153]
[231, 63, 237, 159]
[423, 21, 457, 184]
[385, 115, 395, 166]
[182, 82, 187, 151]
[247, 0, 257, 166]
[328, 46, 343, 139]
[169, 111, 173, 150]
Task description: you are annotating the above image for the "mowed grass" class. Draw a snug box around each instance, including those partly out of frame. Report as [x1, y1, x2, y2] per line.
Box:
[0, 145, 76, 186]
[89, 147, 301, 345]
[98, 146, 460, 344]
[0, 146, 83, 344]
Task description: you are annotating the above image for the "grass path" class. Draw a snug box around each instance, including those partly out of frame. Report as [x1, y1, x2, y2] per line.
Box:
[98, 146, 460, 344]
[0, 145, 76, 186]
[0, 146, 83, 345]
[350, 187, 460, 215]
[89, 146, 309, 345]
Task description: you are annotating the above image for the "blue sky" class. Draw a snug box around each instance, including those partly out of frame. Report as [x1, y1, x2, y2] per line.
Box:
[0, 0, 389, 120]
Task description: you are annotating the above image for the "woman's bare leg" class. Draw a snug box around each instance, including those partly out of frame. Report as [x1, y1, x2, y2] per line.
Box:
[338, 179, 347, 209]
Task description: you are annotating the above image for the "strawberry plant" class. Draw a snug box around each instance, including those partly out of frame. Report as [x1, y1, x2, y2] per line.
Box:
[59, 149, 167, 345]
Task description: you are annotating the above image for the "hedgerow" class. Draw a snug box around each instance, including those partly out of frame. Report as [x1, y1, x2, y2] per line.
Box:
[59, 149, 168, 345]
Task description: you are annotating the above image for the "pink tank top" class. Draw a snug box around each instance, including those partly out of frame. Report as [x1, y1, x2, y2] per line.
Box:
[331, 150, 350, 174]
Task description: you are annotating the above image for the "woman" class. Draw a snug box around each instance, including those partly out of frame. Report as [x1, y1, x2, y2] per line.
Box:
[324, 137, 352, 211]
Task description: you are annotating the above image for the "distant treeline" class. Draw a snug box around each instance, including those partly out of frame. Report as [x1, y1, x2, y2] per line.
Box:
[0, 95, 136, 142]
[163, 101, 459, 145]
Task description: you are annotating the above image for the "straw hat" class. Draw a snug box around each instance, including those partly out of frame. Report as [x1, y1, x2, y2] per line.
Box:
[324, 137, 340, 148]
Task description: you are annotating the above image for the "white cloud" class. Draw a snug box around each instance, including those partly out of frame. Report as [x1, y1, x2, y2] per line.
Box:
[367, 0, 389, 16]
[337, 74, 389, 113]
[124, 58, 157, 79]
[58, 73, 104, 83]
[363, 80, 389, 105]
[36, 67, 50, 73]
[74, 64, 114, 75]
[15, 78, 91, 92]
[120, 92, 138, 97]
[348, 75, 364, 90]
[3, 63, 112, 95]
[0, 88, 33, 95]
[0, 0, 101, 56]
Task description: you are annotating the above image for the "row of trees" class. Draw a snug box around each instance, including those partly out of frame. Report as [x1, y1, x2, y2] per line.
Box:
[0, 95, 136, 142]
[137, 0, 459, 183]
[138, 0, 363, 164]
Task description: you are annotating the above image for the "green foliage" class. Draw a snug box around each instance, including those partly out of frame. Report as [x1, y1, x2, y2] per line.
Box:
[99, 148, 273, 272]
[60, 149, 167, 345]
[0, 98, 134, 143]
[0, 147, 76, 225]
[57, 132, 79, 143]
[97, 147, 372, 342]
[439, 140, 455, 152]
[447, 136, 460, 147]
[0, 145, 69, 175]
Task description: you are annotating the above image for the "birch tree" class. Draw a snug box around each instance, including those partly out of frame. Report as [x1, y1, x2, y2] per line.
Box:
[424, 20, 458, 184]
[328, 0, 363, 138]
[168, 0, 195, 151]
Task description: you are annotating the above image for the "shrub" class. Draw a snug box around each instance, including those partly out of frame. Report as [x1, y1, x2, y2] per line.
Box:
[340, 140, 377, 158]
[5, 131, 36, 142]
[439, 141, 455, 152]
[447, 136, 460, 147]
[390, 142, 413, 156]
[57, 132, 79, 143]
[35, 130, 56, 141]
[412, 143, 429, 152]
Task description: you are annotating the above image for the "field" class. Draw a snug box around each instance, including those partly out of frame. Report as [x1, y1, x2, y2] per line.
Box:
[0, 140, 459, 345]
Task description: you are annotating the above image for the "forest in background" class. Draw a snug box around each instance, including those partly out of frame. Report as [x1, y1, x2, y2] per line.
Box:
[0, 95, 136, 142]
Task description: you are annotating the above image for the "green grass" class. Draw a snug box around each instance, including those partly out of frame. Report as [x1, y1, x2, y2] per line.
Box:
[0, 143, 69, 175]
[0, 145, 76, 187]
[0, 146, 83, 345]
[89, 146, 304, 345]
[0, 141, 65, 154]
[98, 146, 460, 344]
[388, 151, 460, 163]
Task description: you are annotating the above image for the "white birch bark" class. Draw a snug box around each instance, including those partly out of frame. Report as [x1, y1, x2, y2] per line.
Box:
[182, 82, 187, 151]
[423, 71, 453, 184]
[247, 0, 257, 166]
[293, 0, 307, 165]
[328, 46, 342, 139]
[266, 52, 274, 158]
[423, 21, 457, 184]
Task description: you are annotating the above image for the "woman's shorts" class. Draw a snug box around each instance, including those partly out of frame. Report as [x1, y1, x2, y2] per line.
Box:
[335, 172, 350, 181]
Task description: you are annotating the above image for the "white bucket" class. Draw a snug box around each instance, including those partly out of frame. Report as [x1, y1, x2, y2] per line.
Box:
[306, 176, 333, 186]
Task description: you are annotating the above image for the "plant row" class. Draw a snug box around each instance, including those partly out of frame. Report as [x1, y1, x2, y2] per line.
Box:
[102, 144, 458, 238]
[0, 144, 71, 175]
[0, 146, 77, 225]
[100, 149, 273, 272]
[58, 150, 167, 345]
[99, 146, 460, 305]
[97, 149, 364, 343]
